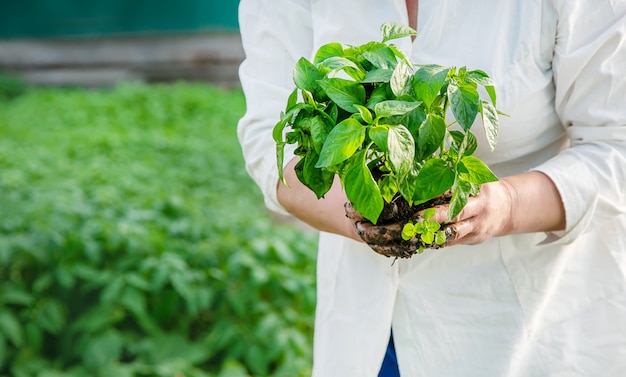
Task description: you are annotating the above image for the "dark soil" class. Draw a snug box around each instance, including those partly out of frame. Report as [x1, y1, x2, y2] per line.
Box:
[377, 193, 451, 224]
[349, 192, 456, 259]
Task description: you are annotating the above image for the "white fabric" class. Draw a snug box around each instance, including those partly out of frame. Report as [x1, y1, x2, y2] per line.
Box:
[237, 0, 626, 376]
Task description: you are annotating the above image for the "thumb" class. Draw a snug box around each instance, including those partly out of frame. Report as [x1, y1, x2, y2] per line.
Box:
[344, 201, 366, 221]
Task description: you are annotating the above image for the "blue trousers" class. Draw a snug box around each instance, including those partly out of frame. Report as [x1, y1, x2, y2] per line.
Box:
[378, 332, 400, 377]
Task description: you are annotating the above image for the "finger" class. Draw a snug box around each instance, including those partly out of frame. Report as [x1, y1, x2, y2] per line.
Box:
[440, 224, 458, 244]
[444, 218, 488, 246]
[344, 201, 366, 221]
[416, 204, 451, 224]
[445, 220, 470, 246]
[354, 221, 404, 244]
[422, 195, 481, 225]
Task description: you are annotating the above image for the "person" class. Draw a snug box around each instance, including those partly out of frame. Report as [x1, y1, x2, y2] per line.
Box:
[237, 0, 626, 376]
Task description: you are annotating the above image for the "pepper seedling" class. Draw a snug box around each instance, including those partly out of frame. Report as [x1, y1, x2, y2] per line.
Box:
[274, 22, 501, 254]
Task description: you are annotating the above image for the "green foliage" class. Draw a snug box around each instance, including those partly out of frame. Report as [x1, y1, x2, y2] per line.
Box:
[0, 83, 317, 377]
[0, 71, 28, 100]
[401, 208, 447, 252]
[274, 22, 500, 224]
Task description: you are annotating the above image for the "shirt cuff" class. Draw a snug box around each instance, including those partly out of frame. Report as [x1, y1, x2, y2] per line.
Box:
[532, 150, 598, 245]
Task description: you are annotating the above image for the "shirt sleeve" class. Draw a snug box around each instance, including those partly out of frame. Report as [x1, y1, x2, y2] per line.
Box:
[533, 0, 626, 243]
[237, 0, 313, 214]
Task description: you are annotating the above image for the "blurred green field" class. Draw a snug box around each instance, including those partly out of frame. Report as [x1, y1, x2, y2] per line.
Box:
[0, 81, 318, 377]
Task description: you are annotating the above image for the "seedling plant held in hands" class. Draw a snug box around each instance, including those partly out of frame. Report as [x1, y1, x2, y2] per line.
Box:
[274, 22, 501, 257]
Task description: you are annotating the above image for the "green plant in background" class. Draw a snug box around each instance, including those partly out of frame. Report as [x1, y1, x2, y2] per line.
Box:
[0, 83, 317, 377]
[0, 71, 28, 100]
[273, 23, 500, 254]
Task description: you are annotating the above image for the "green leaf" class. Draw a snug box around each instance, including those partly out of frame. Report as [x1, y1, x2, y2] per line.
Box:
[101, 276, 124, 304]
[293, 57, 324, 94]
[388, 45, 411, 65]
[374, 100, 420, 118]
[316, 118, 366, 167]
[449, 179, 472, 219]
[387, 125, 415, 177]
[274, 103, 312, 143]
[326, 102, 339, 123]
[417, 113, 446, 158]
[361, 69, 393, 83]
[435, 231, 447, 245]
[414, 222, 428, 234]
[0, 285, 34, 306]
[314, 42, 344, 64]
[448, 83, 480, 131]
[398, 106, 427, 135]
[71, 306, 124, 333]
[319, 78, 366, 113]
[273, 112, 289, 144]
[391, 60, 413, 97]
[366, 85, 391, 109]
[423, 207, 436, 220]
[246, 344, 270, 375]
[35, 299, 65, 334]
[369, 125, 389, 152]
[120, 286, 147, 318]
[276, 141, 287, 184]
[82, 330, 124, 371]
[413, 65, 450, 108]
[302, 87, 316, 104]
[398, 163, 419, 204]
[33, 274, 53, 294]
[295, 152, 334, 199]
[318, 56, 359, 71]
[307, 116, 332, 154]
[97, 363, 135, 377]
[413, 158, 455, 202]
[0, 310, 23, 347]
[467, 69, 497, 105]
[361, 43, 398, 70]
[468, 180, 482, 196]
[425, 220, 441, 232]
[402, 222, 416, 240]
[319, 56, 364, 81]
[421, 231, 435, 244]
[286, 87, 298, 110]
[125, 273, 151, 291]
[354, 104, 373, 124]
[379, 174, 398, 203]
[458, 156, 498, 185]
[0, 334, 6, 369]
[381, 22, 417, 43]
[449, 130, 477, 157]
[480, 100, 499, 151]
[25, 323, 43, 352]
[218, 359, 252, 377]
[343, 151, 384, 223]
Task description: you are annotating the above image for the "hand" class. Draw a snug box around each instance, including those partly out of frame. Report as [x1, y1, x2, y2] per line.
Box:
[429, 172, 566, 245]
[425, 180, 515, 246]
[345, 171, 565, 257]
[344, 196, 457, 258]
[345, 181, 515, 257]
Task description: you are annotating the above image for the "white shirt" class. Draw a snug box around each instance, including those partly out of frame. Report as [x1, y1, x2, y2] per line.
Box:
[237, 0, 626, 376]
